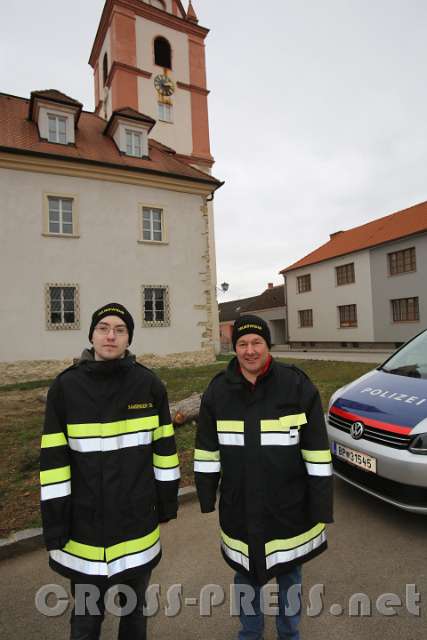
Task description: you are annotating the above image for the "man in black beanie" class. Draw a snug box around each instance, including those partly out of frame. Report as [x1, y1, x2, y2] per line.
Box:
[195, 314, 333, 640]
[40, 302, 180, 640]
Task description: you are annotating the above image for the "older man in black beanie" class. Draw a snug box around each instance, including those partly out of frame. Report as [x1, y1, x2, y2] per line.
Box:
[195, 314, 333, 640]
[40, 302, 180, 640]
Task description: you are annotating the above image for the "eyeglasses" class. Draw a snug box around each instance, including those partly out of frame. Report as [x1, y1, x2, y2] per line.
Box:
[95, 323, 128, 337]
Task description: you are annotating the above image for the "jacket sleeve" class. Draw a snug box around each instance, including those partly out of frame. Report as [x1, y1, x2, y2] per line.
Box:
[194, 387, 221, 513]
[40, 378, 72, 551]
[299, 373, 334, 524]
[152, 378, 180, 522]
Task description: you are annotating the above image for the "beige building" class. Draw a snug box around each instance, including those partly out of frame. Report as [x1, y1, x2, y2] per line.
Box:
[0, 1, 223, 362]
[281, 202, 427, 349]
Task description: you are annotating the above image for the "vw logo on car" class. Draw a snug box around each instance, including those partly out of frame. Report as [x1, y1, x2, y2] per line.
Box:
[350, 421, 364, 440]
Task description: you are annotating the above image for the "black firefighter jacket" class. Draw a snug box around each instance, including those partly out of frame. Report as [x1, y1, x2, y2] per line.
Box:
[40, 351, 179, 585]
[194, 357, 333, 585]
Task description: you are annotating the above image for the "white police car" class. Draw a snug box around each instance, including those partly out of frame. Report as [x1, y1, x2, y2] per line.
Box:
[328, 328, 427, 514]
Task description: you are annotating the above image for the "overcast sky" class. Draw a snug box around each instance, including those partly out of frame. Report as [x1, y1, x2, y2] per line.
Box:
[2, 0, 427, 299]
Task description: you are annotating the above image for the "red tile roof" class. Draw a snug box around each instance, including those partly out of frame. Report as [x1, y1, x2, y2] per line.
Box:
[0, 93, 221, 187]
[104, 108, 156, 135]
[281, 201, 427, 273]
[30, 89, 83, 107]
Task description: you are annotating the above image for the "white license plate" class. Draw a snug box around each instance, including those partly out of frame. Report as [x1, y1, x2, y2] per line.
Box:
[333, 442, 377, 473]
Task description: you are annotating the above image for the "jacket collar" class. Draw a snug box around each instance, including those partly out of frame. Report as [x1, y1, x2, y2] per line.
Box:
[78, 348, 136, 375]
[225, 354, 274, 387]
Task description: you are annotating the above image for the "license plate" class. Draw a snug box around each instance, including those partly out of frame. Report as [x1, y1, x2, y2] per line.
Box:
[333, 442, 377, 473]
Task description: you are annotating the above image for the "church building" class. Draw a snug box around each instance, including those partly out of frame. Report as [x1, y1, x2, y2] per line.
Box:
[0, 0, 222, 362]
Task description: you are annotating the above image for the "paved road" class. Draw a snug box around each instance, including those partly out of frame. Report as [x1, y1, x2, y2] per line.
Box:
[0, 481, 425, 640]
[272, 349, 393, 364]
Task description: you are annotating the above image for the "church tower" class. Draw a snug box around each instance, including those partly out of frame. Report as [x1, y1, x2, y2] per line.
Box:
[89, 0, 213, 171]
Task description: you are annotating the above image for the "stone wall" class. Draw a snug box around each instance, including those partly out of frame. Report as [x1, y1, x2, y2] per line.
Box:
[0, 348, 216, 386]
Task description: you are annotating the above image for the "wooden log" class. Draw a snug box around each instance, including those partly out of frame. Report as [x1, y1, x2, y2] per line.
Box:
[170, 392, 202, 426]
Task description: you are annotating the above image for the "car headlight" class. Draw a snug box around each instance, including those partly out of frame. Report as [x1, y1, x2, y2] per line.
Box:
[409, 433, 427, 455]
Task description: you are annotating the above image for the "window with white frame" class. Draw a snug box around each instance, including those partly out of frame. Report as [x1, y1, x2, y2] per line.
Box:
[126, 129, 143, 157]
[142, 285, 170, 326]
[158, 102, 173, 123]
[48, 114, 67, 144]
[142, 207, 163, 242]
[47, 196, 74, 235]
[46, 284, 80, 329]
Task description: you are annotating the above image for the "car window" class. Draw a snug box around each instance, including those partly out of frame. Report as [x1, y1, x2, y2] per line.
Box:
[381, 330, 427, 379]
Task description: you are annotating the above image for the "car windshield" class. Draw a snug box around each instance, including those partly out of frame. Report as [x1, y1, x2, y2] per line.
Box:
[381, 330, 427, 379]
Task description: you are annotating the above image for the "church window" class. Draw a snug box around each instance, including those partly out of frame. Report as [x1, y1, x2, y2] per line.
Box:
[126, 130, 143, 157]
[158, 102, 173, 123]
[48, 114, 67, 144]
[45, 284, 80, 330]
[103, 53, 108, 86]
[46, 196, 76, 236]
[142, 285, 170, 326]
[154, 37, 172, 69]
[142, 207, 164, 242]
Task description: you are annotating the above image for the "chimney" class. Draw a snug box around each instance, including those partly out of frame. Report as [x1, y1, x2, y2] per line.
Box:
[267, 283, 274, 289]
[329, 230, 344, 240]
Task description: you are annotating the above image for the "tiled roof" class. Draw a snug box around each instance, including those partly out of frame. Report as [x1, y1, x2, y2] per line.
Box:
[0, 93, 221, 187]
[281, 201, 427, 273]
[30, 89, 83, 107]
[219, 297, 258, 322]
[219, 285, 285, 322]
[104, 108, 156, 135]
[244, 285, 285, 311]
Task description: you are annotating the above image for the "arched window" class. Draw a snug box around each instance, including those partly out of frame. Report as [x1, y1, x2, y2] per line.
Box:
[154, 37, 172, 69]
[102, 53, 108, 86]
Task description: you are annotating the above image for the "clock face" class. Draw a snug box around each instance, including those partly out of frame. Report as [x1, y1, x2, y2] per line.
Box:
[154, 74, 175, 96]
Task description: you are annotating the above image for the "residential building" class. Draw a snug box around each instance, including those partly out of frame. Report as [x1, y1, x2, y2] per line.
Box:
[0, 0, 223, 362]
[219, 284, 286, 351]
[281, 202, 427, 348]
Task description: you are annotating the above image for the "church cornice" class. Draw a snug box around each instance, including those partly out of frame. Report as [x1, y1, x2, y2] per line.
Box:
[0, 147, 222, 195]
[89, 0, 209, 68]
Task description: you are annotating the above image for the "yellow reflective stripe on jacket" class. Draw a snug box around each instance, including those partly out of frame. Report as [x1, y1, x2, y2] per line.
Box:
[265, 523, 325, 555]
[221, 530, 249, 556]
[216, 420, 244, 433]
[41, 433, 68, 448]
[64, 539, 104, 562]
[301, 449, 332, 463]
[153, 423, 174, 442]
[153, 453, 179, 469]
[194, 449, 220, 462]
[106, 527, 160, 563]
[40, 465, 71, 486]
[67, 416, 159, 438]
[261, 414, 307, 431]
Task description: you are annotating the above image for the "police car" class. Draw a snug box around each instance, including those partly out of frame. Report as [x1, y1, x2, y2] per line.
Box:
[327, 328, 427, 514]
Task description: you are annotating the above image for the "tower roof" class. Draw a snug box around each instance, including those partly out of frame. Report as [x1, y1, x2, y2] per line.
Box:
[186, 1, 198, 23]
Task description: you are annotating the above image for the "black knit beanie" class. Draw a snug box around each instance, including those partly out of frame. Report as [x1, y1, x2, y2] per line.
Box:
[232, 315, 271, 350]
[89, 303, 134, 345]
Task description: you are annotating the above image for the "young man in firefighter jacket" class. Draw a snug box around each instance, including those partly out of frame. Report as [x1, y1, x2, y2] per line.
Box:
[40, 303, 180, 640]
[194, 315, 333, 640]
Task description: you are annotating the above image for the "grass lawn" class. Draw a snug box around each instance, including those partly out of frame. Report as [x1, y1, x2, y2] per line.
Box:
[0, 358, 374, 537]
